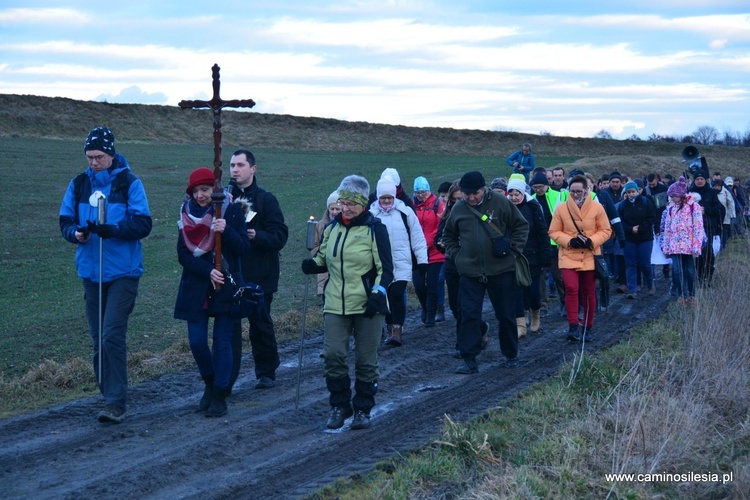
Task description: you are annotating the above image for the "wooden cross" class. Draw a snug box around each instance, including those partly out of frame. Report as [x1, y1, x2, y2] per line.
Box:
[178, 63, 255, 281]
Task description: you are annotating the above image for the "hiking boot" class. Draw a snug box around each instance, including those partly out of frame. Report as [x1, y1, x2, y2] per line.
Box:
[350, 410, 371, 430]
[97, 405, 126, 424]
[199, 374, 214, 412]
[455, 360, 479, 374]
[480, 321, 490, 350]
[530, 309, 541, 333]
[383, 324, 394, 344]
[582, 326, 593, 341]
[326, 405, 353, 429]
[505, 357, 519, 368]
[255, 376, 275, 389]
[206, 387, 228, 418]
[435, 306, 445, 322]
[566, 323, 581, 342]
[386, 325, 403, 347]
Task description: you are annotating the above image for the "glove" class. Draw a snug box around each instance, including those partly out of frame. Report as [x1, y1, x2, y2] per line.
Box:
[569, 237, 584, 249]
[418, 263, 429, 274]
[582, 236, 593, 249]
[87, 221, 116, 239]
[362, 292, 383, 319]
[76, 225, 91, 238]
[301, 258, 320, 275]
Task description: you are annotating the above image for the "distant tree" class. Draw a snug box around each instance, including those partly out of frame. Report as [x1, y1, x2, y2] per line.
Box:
[594, 129, 613, 139]
[538, 130, 552, 137]
[681, 135, 696, 144]
[743, 128, 750, 147]
[662, 135, 678, 143]
[722, 130, 741, 147]
[628, 134, 642, 141]
[647, 133, 663, 142]
[693, 125, 719, 145]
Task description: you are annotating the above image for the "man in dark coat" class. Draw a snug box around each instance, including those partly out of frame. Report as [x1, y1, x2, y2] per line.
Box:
[228, 149, 289, 391]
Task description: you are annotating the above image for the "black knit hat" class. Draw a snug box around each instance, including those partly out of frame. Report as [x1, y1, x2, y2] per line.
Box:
[530, 172, 548, 186]
[609, 171, 622, 181]
[460, 171, 486, 193]
[84, 126, 116, 156]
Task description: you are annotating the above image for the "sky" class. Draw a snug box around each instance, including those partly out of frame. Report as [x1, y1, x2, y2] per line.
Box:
[1, 1, 749, 140]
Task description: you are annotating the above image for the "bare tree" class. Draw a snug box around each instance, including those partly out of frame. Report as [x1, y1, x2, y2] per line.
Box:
[594, 129, 613, 139]
[692, 125, 719, 145]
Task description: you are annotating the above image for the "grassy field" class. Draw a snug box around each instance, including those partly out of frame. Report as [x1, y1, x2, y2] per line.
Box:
[0, 135, 573, 383]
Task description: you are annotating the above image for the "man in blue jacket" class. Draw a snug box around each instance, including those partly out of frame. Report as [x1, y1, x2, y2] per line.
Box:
[506, 143, 535, 181]
[59, 126, 152, 423]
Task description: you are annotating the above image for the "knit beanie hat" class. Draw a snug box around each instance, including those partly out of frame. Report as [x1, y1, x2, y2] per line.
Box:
[624, 181, 638, 192]
[377, 178, 397, 198]
[186, 167, 215, 194]
[507, 178, 527, 195]
[609, 171, 622, 181]
[693, 170, 707, 180]
[667, 176, 688, 198]
[460, 171, 486, 192]
[84, 126, 116, 156]
[381, 168, 401, 186]
[326, 190, 339, 208]
[490, 177, 507, 191]
[530, 172, 548, 186]
[337, 175, 370, 207]
[413, 176, 430, 192]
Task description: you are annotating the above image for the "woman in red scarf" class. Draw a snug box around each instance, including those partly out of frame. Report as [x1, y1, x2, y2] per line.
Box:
[174, 168, 251, 417]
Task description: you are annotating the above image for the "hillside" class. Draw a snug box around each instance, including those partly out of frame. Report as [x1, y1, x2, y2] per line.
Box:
[2, 93, 749, 178]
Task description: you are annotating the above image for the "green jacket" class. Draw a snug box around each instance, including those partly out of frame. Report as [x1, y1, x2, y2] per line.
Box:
[442, 189, 529, 278]
[313, 210, 393, 316]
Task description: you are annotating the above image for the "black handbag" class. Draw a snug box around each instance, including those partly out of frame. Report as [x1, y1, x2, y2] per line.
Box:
[207, 268, 265, 319]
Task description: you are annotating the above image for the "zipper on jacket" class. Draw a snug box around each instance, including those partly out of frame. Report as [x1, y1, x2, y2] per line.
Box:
[338, 227, 349, 315]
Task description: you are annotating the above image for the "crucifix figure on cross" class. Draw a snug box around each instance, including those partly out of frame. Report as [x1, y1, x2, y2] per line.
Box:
[179, 63, 255, 279]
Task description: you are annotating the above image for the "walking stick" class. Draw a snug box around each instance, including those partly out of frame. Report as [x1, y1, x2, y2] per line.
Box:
[296, 216, 318, 409]
[94, 193, 107, 388]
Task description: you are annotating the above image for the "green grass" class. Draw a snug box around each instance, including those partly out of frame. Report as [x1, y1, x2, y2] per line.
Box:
[0, 136, 574, 381]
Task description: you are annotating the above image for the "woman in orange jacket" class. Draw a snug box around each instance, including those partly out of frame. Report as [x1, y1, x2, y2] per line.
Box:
[549, 174, 612, 342]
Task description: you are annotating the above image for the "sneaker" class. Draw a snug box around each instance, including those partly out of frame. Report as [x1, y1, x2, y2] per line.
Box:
[455, 361, 479, 374]
[326, 405, 353, 429]
[626, 292, 636, 300]
[480, 321, 490, 350]
[255, 376, 275, 389]
[566, 324, 581, 342]
[505, 357, 519, 368]
[350, 410, 371, 430]
[98, 405, 126, 424]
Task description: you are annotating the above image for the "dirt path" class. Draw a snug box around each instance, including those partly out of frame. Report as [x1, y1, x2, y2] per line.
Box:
[0, 285, 670, 499]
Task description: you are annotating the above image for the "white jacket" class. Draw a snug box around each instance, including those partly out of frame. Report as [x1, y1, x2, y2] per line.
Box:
[370, 199, 428, 282]
[716, 186, 736, 225]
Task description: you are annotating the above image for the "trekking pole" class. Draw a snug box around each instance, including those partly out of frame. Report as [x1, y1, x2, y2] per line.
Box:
[296, 216, 318, 409]
[95, 193, 107, 388]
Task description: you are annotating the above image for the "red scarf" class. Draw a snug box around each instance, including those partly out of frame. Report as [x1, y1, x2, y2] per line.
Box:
[179, 198, 215, 257]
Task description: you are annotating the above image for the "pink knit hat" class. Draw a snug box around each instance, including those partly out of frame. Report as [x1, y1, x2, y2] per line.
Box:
[667, 176, 688, 198]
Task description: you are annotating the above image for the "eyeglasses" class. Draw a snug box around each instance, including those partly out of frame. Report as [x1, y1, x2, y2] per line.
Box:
[415, 190, 430, 196]
[569, 189, 586, 195]
[338, 201, 360, 209]
[86, 154, 107, 163]
[531, 185, 546, 191]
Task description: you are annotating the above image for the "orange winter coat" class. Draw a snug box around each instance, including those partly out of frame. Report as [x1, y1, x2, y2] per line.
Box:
[549, 196, 612, 271]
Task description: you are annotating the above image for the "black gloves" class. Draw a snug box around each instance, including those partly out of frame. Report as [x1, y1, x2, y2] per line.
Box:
[363, 291, 385, 319]
[301, 258, 323, 275]
[570, 236, 593, 249]
[87, 221, 116, 239]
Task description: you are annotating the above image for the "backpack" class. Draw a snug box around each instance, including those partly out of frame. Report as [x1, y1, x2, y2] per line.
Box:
[72, 170, 135, 224]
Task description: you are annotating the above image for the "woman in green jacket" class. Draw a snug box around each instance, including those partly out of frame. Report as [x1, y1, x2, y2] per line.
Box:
[302, 175, 393, 431]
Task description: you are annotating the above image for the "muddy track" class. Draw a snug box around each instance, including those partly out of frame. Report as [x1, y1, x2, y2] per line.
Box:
[0, 285, 670, 499]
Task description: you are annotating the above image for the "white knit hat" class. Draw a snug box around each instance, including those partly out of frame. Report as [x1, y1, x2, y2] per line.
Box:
[507, 178, 527, 195]
[377, 178, 397, 198]
[326, 190, 339, 207]
[381, 167, 401, 186]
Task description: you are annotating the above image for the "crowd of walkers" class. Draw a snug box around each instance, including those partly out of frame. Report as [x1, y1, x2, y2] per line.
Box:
[61, 129, 744, 429]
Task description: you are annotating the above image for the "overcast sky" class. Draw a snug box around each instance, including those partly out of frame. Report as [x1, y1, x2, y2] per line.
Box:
[1, 1, 749, 140]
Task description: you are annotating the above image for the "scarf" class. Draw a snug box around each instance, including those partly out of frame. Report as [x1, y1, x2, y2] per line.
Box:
[178, 196, 215, 257]
[378, 201, 394, 213]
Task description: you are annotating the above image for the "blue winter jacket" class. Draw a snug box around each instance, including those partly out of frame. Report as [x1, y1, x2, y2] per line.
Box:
[59, 154, 152, 283]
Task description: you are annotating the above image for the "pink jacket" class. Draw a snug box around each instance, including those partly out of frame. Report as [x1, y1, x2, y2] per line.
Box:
[660, 195, 705, 257]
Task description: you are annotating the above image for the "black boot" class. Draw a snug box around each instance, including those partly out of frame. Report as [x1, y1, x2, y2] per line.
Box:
[199, 373, 215, 412]
[206, 386, 228, 418]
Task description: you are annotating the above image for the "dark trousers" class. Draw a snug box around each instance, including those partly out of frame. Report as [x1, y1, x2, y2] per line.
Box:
[386, 280, 407, 325]
[457, 272, 517, 362]
[697, 233, 716, 286]
[624, 240, 653, 293]
[230, 292, 280, 388]
[413, 262, 442, 323]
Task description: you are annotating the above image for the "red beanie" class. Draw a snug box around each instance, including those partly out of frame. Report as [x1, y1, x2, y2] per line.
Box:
[186, 167, 215, 194]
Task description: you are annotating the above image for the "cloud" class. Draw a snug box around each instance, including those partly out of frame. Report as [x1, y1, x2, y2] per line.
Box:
[0, 8, 89, 25]
[95, 85, 168, 104]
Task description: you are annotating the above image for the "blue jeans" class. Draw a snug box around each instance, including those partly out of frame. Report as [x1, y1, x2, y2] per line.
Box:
[670, 254, 695, 299]
[457, 272, 517, 361]
[188, 311, 235, 389]
[83, 277, 139, 410]
[624, 240, 653, 293]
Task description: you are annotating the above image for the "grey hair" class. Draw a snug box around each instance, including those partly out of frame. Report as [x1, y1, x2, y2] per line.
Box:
[337, 174, 370, 198]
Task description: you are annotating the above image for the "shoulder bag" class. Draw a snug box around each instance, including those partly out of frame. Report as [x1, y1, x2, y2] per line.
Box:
[566, 205, 609, 280]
